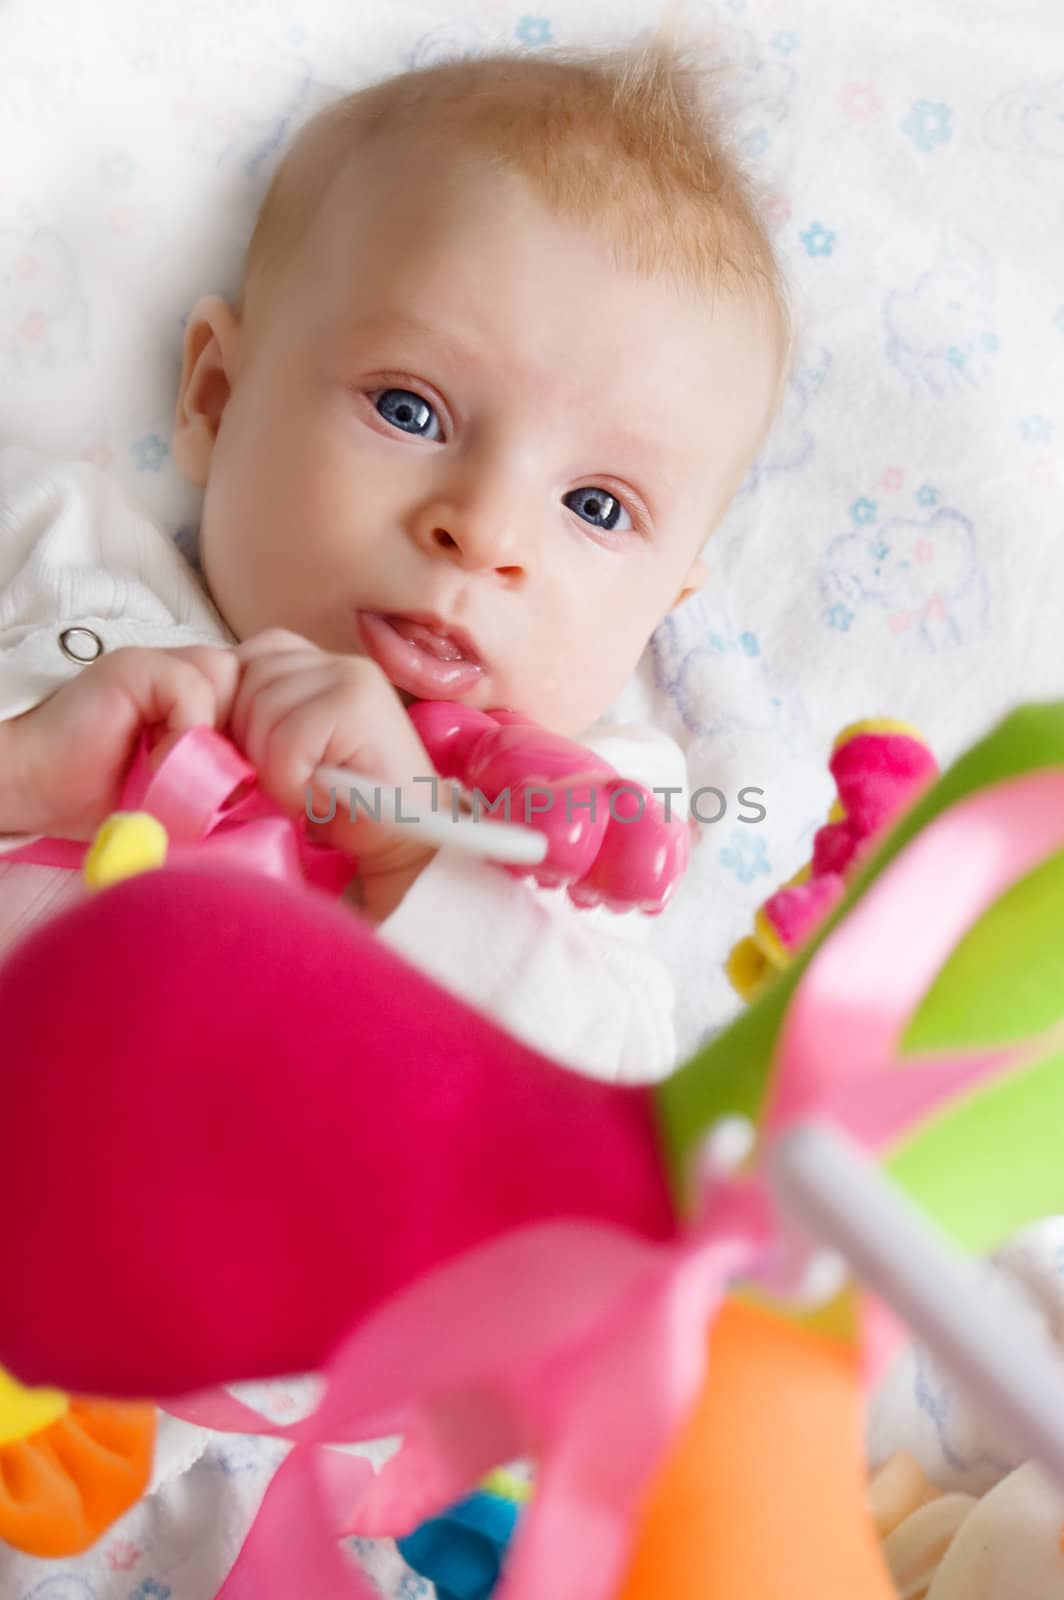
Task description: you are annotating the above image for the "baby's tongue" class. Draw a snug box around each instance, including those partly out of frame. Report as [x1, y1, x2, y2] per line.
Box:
[389, 618, 466, 661]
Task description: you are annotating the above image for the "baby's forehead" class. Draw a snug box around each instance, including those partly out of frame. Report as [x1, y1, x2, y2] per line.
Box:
[267, 153, 785, 446]
[239, 49, 791, 405]
[306, 161, 776, 342]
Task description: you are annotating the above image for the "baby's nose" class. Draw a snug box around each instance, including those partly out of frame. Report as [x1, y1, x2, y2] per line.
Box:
[429, 523, 527, 581]
[414, 495, 531, 582]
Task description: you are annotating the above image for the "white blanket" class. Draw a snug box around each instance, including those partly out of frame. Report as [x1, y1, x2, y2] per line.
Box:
[2, 0, 1062, 1593]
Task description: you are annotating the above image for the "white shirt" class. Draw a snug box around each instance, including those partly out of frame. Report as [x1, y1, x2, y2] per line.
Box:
[0, 445, 688, 1083]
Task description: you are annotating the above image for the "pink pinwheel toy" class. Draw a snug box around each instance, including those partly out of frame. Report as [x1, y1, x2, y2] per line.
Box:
[4, 699, 1064, 1600]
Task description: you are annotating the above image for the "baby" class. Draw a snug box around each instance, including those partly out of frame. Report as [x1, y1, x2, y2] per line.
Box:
[0, 38, 791, 1599]
[0, 41, 1053, 1600]
[0, 42, 790, 1086]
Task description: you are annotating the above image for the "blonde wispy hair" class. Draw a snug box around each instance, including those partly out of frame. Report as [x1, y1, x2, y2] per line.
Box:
[237, 35, 792, 414]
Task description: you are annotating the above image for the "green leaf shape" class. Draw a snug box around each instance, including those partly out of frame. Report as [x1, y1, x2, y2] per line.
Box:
[656, 701, 1064, 1211]
[901, 848, 1064, 1052]
[884, 1046, 1064, 1254]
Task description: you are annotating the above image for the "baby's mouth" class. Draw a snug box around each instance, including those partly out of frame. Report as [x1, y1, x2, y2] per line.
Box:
[354, 611, 487, 699]
[387, 617, 478, 664]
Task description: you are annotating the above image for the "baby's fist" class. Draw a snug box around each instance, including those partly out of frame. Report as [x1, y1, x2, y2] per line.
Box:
[228, 630, 445, 902]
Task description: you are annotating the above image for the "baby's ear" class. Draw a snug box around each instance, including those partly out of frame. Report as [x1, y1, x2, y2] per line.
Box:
[172, 295, 241, 487]
[669, 555, 709, 612]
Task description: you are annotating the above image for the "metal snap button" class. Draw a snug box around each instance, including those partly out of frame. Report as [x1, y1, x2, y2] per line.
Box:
[58, 627, 104, 663]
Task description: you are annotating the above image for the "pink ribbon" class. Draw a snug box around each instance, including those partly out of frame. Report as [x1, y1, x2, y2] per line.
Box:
[765, 768, 1064, 1148]
[166, 1223, 755, 1600]
[3, 728, 355, 898]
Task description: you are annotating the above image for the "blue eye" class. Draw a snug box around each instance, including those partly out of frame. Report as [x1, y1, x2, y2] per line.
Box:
[374, 388, 441, 440]
[563, 487, 633, 533]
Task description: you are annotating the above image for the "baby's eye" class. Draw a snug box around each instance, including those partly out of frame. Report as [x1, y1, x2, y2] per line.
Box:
[373, 388, 442, 441]
[563, 487, 633, 533]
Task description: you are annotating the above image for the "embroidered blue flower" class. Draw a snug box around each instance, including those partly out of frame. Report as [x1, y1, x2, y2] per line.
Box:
[800, 221, 836, 256]
[739, 631, 760, 657]
[1019, 414, 1054, 443]
[130, 1582, 171, 1600]
[720, 829, 771, 885]
[946, 345, 967, 367]
[981, 331, 999, 351]
[849, 496, 877, 526]
[131, 433, 168, 472]
[870, 536, 891, 560]
[901, 99, 953, 152]
[915, 484, 938, 507]
[771, 30, 800, 52]
[515, 15, 552, 47]
[1054, 306, 1064, 334]
[826, 602, 854, 632]
[724, 0, 746, 11]
[800, 220, 835, 256]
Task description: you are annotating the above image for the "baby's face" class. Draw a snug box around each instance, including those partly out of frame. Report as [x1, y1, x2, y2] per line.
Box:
[176, 148, 781, 735]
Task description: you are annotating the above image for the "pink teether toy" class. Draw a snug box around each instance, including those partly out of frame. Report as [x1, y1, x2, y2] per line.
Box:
[409, 701, 691, 914]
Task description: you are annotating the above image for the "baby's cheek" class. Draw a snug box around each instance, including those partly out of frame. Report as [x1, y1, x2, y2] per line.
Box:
[540, 649, 627, 735]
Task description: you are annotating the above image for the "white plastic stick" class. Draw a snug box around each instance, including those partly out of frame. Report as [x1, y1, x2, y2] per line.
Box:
[767, 1120, 1064, 1491]
[312, 765, 549, 866]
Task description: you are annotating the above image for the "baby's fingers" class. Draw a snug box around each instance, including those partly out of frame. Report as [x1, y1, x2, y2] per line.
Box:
[165, 646, 242, 729]
[229, 663, 343, 773]
[234, 628, 316, 666]
[102, 645, 237, 738]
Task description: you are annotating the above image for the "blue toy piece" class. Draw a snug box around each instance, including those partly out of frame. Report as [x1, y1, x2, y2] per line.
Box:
[397, 1484, 524, 1600]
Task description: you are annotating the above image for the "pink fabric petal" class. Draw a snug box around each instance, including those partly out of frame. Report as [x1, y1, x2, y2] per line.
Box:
[766, 770, 1064, 1136]
[216, 1444, 378, 1600]
[821, 1046, 1021, 1150]
[499, 1236, 748, 1600]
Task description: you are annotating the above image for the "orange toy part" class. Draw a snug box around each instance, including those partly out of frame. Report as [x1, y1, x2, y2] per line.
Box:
[0, 1399, 155, 1557]
[618, 1296, 897, 1600]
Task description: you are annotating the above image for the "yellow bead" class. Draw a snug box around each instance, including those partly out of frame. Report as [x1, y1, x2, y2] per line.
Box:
[724, 936, 773, 1000]
[84, 811, 169, 890]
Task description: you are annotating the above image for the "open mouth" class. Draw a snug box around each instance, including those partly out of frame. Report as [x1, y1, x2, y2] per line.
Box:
[385, 615, 483, 666]
[354, 611, 487, 699]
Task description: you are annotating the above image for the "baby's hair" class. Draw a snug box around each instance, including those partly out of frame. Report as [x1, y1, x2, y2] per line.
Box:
[238, 38, 792, 420]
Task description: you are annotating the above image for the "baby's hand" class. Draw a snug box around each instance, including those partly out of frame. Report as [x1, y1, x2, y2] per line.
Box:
[0, 644, 240, 841]
[228, 629, 444, 918]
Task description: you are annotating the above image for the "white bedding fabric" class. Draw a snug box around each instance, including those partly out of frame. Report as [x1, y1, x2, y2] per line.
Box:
[1, 0, 1062, 1594]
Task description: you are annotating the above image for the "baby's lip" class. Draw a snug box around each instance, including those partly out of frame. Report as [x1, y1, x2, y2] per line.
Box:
[380, 611, 486, 669]
[353, 610, 488, 700]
